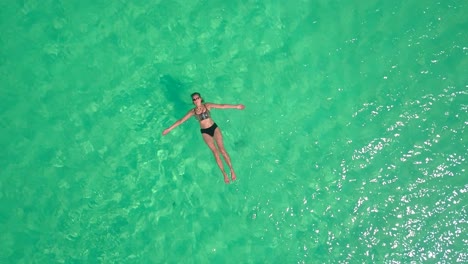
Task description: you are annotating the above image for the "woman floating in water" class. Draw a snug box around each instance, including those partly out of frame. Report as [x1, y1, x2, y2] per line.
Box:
[162, 92, 245, 183]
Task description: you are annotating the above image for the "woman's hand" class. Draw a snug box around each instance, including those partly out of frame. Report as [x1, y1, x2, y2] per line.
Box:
[162, 129, 170, 135]
[237, 104, 245, 110]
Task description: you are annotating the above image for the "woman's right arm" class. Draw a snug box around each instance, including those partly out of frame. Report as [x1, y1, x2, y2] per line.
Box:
[162, 110, 194, 135]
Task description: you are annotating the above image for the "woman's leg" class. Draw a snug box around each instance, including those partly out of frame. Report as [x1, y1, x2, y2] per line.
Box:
[202, 133, 230, 183]
[213, 127, 236, 181]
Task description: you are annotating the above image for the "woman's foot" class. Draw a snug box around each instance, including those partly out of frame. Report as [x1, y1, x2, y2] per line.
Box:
[223, 173, 230, 184]
[230, 169, 237, 181]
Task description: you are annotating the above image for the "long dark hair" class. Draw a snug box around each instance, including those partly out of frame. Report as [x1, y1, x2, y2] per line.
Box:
[191, 92, 204, 103]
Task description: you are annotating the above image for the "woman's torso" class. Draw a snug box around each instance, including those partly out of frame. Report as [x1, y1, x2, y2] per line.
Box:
[194, 104, 214, 128]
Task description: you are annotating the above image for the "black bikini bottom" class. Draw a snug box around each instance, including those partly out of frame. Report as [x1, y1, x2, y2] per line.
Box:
[200, 123, 218, 137]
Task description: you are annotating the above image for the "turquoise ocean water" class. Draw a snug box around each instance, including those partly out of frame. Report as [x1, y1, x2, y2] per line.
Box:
[1, 0, 467, 263]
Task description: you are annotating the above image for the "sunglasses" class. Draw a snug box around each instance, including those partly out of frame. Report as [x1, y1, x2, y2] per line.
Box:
[192, 97, 200, 101]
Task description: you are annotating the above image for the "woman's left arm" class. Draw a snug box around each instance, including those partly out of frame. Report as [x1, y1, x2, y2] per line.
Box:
[207, 103, 245, 110]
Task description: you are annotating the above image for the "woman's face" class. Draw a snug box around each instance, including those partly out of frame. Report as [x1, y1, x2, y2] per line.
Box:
[192, 95, 201, 104]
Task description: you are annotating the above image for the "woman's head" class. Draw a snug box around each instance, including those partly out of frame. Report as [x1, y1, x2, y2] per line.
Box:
[191, 92, 204, 104]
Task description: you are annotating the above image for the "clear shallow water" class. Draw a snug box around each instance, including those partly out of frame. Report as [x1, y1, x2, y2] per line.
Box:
[1, 0, 467, 263]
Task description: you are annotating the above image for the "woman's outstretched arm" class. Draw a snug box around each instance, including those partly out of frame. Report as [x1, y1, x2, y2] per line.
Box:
[207, 103, 245, 110]
[162, 110, 194, 135]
